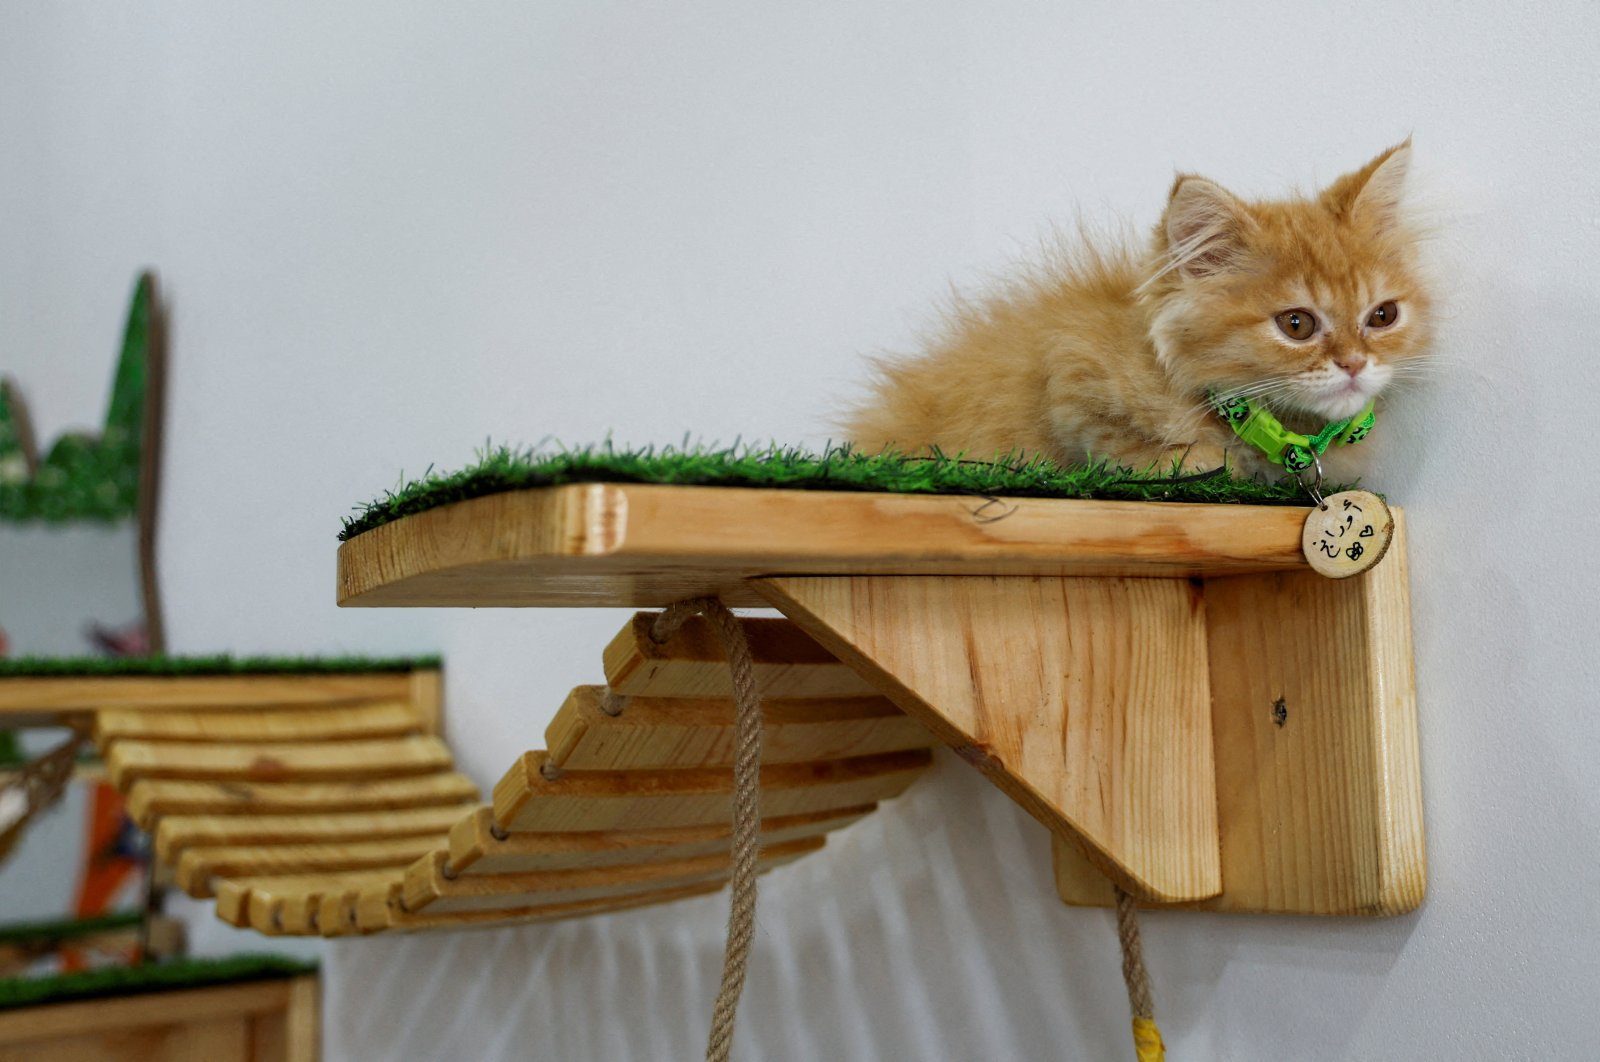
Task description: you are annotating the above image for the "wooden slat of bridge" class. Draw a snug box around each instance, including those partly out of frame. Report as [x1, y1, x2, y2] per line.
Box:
[446, 804, 874, 876]
[492, 750, 930, 834]
[545, 686, 930, 771]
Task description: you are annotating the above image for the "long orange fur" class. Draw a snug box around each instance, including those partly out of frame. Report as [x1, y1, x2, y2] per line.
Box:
[844, 143, 1433, 481]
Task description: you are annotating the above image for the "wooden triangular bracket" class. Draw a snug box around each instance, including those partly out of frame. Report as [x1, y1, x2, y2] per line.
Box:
[756, 575, 1222, 903]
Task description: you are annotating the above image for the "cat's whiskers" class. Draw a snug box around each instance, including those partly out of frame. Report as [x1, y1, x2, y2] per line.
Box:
[1385, 363, 1448, 379]
[1188, 377, 1305, 419]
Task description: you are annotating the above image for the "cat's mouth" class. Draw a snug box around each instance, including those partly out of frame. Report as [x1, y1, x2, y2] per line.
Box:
[1300, 376, 1380, 420]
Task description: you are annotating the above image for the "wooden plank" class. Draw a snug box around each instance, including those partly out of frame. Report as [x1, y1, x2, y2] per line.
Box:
[1, 1018, 250, 1061]
[127, 772, 480, 826]
[402, 837, 823, 915]
[492, 749, 930, 834]
[265, 875, 396, 936]
[410, 668, 444, 737]
[285, 975, 320, 1062]
[337, 484, 1315, 608]
[215, 870, 400, 932]
[97, 701, 424, 744]
[366, 879, 729, 933]
[448, 804, 873, 875]
[0, 979, 292, 1047]
[1054, 515, 1424, 915]
[254, 1010, 287, 1062]
[107, 735, 454, 788]
[155, 804, 472, 864]
[757, 575, 1221, 903]
[546, 685, 929, 770]
[315, 887, 366, 939]
[603, 614, 878, 698]
[175, 836, 443, 897]
[0, 672, 417, 714]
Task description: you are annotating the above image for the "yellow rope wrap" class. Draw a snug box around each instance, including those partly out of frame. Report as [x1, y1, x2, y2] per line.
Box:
[1132, 1016, 1167, 1061]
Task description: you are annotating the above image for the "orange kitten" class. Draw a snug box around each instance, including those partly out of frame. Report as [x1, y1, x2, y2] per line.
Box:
[844, 143, 1432, 482]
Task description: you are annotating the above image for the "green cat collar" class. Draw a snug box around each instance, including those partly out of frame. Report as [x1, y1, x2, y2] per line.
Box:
[1207, 390, 1375, 473]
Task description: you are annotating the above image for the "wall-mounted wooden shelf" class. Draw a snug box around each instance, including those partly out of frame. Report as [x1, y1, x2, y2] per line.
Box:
[336, 484, 1311, 608]
[0, 482, 1429, 933]
[335, 484, 1425, 915]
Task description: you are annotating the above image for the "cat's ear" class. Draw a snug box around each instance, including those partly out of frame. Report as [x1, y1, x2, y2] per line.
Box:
[1322, 140, 1411, 227]
[1164, 175, 1253, 280]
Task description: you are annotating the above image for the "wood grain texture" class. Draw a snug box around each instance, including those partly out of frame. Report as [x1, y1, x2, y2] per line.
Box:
[0, 673, 418, 715]
[215, 871, 400, 932]
[0, 1019, 250, 1062]
[1053, 513, 1424, 915]
[336, 484, 1314, 608]
[314, 882, 382, 939]
[284, 976, 320, 1062]
[546, 685, 930, 770]
[409, 668, 444, 737]
[175, 836, 441, 897]
[98, 702, 424, 744]
[362, 879, 729, 933]
[108, 736, 454, 787]
[603, 613, 878, 698]
[126, 772, 479, 827]
[402, 836, 824, 914]
[492, 750, 930, 834]
[155, 804, 473, 863]
[0, 979, 303, 1061]
[448, 804, 873, 876]
[757, 575, 1221, 903]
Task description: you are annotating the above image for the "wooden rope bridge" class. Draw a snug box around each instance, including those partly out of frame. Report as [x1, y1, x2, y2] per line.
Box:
[2, 614, 936, 937]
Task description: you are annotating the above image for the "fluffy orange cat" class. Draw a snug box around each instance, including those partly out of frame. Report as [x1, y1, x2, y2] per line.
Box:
[844, 143, 1432, 481]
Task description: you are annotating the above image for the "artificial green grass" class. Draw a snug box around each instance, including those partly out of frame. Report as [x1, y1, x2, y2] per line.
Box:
[341, 443, 1325, 541]
[0, 654, 440, 679]
[0, 913, 144, 948]
[0, 954, 318, 1011]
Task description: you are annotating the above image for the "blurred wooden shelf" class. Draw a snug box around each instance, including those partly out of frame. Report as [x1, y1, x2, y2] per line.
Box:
[0, 973, 320, 1062]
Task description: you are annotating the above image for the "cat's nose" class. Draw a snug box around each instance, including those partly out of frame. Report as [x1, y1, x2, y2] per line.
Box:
[1334, 352, 1368, 378]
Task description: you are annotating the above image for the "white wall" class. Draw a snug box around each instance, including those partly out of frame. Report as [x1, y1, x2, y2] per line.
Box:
[4, 2, 1597, 1057]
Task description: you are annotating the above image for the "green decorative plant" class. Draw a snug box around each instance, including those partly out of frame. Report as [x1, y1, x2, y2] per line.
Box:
[0, 275, 154, 524]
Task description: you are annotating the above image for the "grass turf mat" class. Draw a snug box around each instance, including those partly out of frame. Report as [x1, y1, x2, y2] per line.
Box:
[341, 443, 1327, 541]
[0, 954, 317, 1011]
[0, 654, 440, 679]
[0, 912, 143, 948]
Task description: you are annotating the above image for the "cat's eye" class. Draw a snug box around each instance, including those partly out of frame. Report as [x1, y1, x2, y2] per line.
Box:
[1274, 309, 1318, 341]
[1367, 301, 1400, 328]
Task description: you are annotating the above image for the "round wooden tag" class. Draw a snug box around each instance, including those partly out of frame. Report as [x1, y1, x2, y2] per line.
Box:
[1301, 490, 1393, 578]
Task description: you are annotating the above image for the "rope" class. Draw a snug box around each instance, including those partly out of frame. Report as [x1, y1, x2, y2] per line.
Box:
[649, 597, 1163, 1062]
[0, 722, 93, 864]
[649, 598, 764, 1062]
[1113, 884, 1167, 1061]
